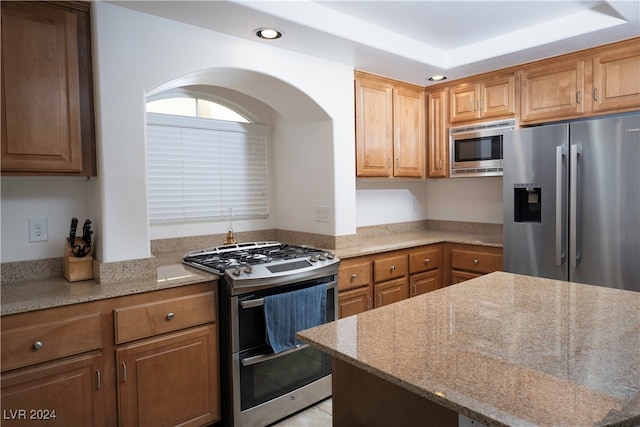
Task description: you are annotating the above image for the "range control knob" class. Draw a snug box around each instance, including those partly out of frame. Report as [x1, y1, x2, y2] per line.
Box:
[319, 253, 327, 261]
[309, 255, 318, 263]
[326, 252, 335, 259]
[244, 265, 253, 274]
[232, 267, 242, 276]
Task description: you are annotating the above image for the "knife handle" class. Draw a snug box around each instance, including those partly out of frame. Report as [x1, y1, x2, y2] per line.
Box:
[82, 219, 93, 245]
[69, 217, 79, 247]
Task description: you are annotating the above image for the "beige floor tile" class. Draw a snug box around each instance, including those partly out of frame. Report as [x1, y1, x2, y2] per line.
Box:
[268, 400, 332, 427]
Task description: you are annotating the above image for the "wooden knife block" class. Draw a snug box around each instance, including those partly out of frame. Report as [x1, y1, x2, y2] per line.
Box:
[63, 238, 94, 282]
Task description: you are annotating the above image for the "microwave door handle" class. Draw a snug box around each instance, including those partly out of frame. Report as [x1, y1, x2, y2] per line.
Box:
[555, 146, 567, 266]
[241, 344, 310, 366]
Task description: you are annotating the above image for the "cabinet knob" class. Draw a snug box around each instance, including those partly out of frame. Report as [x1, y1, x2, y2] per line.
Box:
[473, 259, 479, 265]
[390, 265, 396, 272]
[32, 341, 43, 351]
[166, 312, 175, 321]
[351, 273, 358, 280]
[424, 258, 430, 265]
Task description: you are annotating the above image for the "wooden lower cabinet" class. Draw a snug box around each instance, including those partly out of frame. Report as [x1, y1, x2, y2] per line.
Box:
[116, 325, 219, 427]
[374, 278, 408, 308]
[1, 353, 105, 426]
[445, 243, 504, 286]
[451, 270, 482, 285]
[1, 282, 220, 427]
[410, 269, 441, 296]
[338, 244, 444, 316]
[338, 286, 372, 318]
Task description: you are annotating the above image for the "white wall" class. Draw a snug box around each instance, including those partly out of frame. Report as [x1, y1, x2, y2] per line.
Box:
[425, 177, 503, 223]
[356, 177, 503, 227]
[1, 3, 503, 264]
[91, 2, 355, 262]
[1, 178, 93, 263]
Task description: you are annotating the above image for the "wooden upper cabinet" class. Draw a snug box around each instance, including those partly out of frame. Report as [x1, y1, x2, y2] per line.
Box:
[450, 74, 515, 124]
[355, 75, 393, 177]
[1, 1, 96, 176]
[393, 86, 425, 177]
[427, 88, 448, 178]
[355, 71, 425, 178]
[520, 38, 640, 123]
[520, 58, 586, 123]
[592, 41, 640, 113]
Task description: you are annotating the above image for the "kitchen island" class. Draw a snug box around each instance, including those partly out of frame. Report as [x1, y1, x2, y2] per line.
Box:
[298, 272, 640, 427]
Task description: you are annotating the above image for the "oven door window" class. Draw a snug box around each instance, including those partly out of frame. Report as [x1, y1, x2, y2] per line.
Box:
[454, 135, 502, 162]
[239, 345, 331, 410]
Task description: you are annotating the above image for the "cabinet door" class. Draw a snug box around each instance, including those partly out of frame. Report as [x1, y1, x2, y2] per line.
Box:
[427, 89, 448, 178]
[592, 44, 640, 112]
[116, 325, 220, 427]
[1, 2, 83, 173]
[450, 85, 479, 123]
[410, 270, 441, 296]
[339, 287, 372, 318]
[374, 278, 408, 308]
[520, 60, 585, 122]
[393, 86, 424, 177]
[451, 270, 481, 285]
[481, 75, 515, 119]
[1, 353, 105, 426]
[355, 76, 393, 177]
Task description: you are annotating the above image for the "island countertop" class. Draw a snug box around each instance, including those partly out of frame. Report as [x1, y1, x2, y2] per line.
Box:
[298, 272, 640, 427]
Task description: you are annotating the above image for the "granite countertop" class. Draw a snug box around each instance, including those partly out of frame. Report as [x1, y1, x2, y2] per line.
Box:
[298, 272, 640, 427]
[1, 225, 501, 316]
[1, 254, 217, 316]
[334, 228, 502, 259]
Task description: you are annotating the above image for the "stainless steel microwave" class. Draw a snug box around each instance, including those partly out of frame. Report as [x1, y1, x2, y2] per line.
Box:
[449, 119, 516, 177]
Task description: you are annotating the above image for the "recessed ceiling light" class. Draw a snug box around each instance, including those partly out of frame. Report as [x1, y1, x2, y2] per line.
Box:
[255, 28, 283, 40]
[428, 75, 447, 82]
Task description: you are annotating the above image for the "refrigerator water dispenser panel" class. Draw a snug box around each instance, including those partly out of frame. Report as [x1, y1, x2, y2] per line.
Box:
[514, 184, 541, 223]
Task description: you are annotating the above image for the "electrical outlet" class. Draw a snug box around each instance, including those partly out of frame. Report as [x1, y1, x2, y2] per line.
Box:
[315, 206, 330, 223]
[29, 218, 48, 242]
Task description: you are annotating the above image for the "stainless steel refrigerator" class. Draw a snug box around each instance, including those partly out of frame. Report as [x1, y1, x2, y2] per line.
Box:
[503, 113, 640, 292]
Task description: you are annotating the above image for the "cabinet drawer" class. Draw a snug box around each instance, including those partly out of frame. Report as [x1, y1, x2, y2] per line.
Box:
[451, 249, 503, 274]
[409, 246, 442, 274]
[338, 259, 371, 291]
[114, 292, 216, 344]
[1, 313, 103, 371]
[373, 254, 408, 283]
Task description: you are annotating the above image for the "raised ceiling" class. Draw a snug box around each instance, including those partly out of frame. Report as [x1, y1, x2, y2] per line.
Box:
[110, 0, 640, 86]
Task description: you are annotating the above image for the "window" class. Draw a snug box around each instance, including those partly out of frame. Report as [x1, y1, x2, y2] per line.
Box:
[146, 97, 269, 224]
[147, 97, 250, 122]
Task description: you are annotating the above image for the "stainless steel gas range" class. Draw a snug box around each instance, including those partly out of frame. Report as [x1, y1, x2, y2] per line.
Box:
[183, 242, 340, 427]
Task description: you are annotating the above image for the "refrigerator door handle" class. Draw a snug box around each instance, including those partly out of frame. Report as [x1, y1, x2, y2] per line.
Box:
[570, 144, 582, 267]
[555, 146, 566, 266]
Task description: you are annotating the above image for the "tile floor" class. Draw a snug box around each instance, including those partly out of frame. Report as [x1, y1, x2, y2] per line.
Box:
[268, 398, 332, 427]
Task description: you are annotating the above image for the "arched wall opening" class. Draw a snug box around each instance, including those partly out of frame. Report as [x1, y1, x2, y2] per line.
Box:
[146, 68, 337, 241]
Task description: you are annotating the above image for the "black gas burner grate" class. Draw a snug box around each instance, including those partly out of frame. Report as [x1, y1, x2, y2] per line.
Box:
[183, 243, 328, 274]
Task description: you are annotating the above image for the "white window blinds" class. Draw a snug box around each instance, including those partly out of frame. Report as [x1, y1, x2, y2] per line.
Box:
[146, 113, 269, 224]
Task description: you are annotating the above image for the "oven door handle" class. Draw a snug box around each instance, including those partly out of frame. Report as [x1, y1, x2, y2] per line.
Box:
[241, 344, 309, 366]
[240, 298, 264, 309]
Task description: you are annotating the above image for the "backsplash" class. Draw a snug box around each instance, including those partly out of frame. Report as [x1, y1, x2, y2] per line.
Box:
[1, 221, 501, 284]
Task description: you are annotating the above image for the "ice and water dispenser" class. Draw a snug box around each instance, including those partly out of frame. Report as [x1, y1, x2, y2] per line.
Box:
[513, 184, 541, 223]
